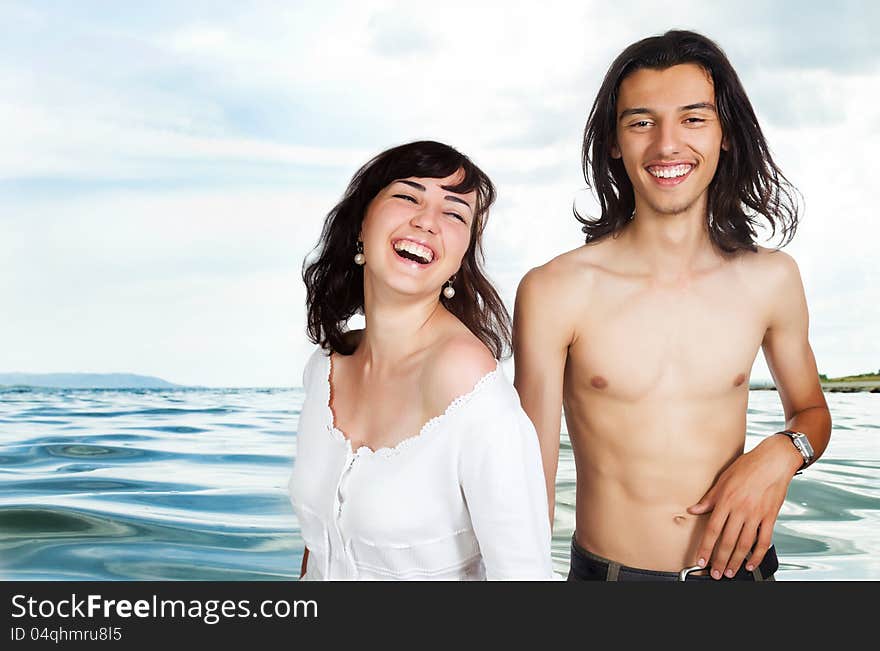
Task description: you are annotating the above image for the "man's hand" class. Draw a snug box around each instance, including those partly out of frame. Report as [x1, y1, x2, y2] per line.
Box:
[687, 433, 803, 579]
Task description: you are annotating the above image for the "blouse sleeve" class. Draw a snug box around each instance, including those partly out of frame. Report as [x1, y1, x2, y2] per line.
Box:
[458, 381, 555, 580]
[300, 345, 326, 391]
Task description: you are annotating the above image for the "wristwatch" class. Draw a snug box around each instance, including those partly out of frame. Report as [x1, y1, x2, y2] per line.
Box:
[777, 429, 814, 471]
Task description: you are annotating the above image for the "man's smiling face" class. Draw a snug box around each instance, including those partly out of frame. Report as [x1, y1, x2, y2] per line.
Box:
[612, 62, 726, 217]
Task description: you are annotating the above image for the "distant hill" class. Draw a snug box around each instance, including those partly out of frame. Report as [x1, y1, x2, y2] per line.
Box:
[820, 371, 880, 383]
[751, 370, 880, 393]
[0, 373, 184, 389]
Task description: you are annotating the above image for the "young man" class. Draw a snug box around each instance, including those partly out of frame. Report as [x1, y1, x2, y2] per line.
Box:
[513, 30, 832, 581]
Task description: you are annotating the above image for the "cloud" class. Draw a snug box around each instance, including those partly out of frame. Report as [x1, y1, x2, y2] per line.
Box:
[0, 187, 334, 386]
[734, 1, 880, 74]
[367, 9, 439, 58]
[2, 0, 877, 384]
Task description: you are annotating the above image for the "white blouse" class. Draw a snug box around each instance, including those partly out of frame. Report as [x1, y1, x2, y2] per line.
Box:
[288, 346, 554, 580]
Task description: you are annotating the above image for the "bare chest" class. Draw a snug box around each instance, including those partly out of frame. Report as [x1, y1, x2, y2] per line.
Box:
[329, 363, 432, 451]
[569, 280, 768, 401]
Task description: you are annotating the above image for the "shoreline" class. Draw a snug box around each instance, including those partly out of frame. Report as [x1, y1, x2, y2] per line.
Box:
[750, 380, 880, 393]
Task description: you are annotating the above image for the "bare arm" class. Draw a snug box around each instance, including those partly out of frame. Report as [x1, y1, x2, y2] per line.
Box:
[512, 266, 574, 530]
[761, 254, 831, 464]
[690, 252, 831, 578]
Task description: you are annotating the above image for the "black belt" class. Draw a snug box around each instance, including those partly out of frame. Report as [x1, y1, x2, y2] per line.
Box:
[569, 537, 778, 582]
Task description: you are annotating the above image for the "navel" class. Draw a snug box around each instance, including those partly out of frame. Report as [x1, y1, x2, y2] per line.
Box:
[590, 375, 608, 390]
[733, 373, 746, 387]
[673, 515, 687, 525]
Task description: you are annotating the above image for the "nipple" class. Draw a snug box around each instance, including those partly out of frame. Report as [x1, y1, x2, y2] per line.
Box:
[590, 376, 608, 390]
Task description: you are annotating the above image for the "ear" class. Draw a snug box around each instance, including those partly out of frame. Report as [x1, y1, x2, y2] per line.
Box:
[721, 135, 729, 152]
[610, 140, 622, 159]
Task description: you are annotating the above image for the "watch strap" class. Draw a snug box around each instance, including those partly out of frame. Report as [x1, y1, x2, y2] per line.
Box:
[777, 429, 814, 472]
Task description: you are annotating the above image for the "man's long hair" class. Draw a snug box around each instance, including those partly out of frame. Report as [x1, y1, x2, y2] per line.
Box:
[579, 30, 800, 252]
[303, 140, 511, 359]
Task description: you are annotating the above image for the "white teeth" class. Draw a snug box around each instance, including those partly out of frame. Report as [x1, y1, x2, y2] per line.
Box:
[648, 164, 693, 178]
[393, 239, 434, 263]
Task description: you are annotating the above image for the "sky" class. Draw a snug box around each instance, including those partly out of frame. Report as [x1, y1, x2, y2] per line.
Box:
[1, 0, 878, 387]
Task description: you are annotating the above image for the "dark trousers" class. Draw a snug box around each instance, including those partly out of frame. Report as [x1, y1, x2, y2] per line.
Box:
[568, 536, 778, 582]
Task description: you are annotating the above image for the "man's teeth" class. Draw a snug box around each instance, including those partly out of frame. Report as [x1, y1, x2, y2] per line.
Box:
[393, 240, 434, 264]
[648, 164, 693, 178]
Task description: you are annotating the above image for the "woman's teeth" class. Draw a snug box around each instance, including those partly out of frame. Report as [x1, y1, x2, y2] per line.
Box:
[393, 240, 434, 264]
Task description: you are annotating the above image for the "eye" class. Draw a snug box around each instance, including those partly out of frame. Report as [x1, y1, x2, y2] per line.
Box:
[393, 194, 418, 203]
[629, 120, 652, 129]
[684, 117, 706, 125]
[445, 212, 466, 223]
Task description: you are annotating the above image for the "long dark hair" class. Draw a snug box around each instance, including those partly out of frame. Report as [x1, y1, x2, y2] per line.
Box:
[303, 140, 511, 358]
[579, 29, 800, 252]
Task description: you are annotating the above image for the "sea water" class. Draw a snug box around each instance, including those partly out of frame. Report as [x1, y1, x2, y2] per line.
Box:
[0, 388, 877, 580]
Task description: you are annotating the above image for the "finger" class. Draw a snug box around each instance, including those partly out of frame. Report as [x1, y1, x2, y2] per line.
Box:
[694, 507, 728, 569]
[687, 501, 713, 515]
[745, 518, 775, 572]
[687, 486, 718, 515]
[710, 515, 744, 580]
[725, 520, 759, 578]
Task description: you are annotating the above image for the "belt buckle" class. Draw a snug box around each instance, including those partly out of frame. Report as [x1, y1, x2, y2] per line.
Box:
[678, 565, 705, 581]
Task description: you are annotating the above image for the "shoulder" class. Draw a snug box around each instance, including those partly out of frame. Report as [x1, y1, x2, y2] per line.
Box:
[423, 333, 499, 416]
[736, 247, 804, 292]
[424, 337, 539, 449]
[301, 345, 330, 390]
[519, 244, 602, 287]
[514, 243, 611, 342]
[301, 329, 364, 388]
[516, 244, 607, 306]
[733, 247, 807, 326]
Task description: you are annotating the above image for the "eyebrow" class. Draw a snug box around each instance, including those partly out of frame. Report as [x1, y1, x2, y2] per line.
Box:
[618, 102, 717, 121]
[396, 180, 473, 211]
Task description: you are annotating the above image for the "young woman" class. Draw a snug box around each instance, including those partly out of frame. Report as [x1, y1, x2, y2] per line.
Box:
[288, 140, 553, 580]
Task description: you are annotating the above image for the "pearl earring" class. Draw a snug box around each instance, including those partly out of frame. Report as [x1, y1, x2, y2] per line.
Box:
[354, 240, 365, 266]
[442, 279, 455, 299]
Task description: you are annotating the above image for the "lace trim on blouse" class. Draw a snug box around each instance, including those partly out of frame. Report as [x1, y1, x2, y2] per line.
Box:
[322, 349, 500, 460]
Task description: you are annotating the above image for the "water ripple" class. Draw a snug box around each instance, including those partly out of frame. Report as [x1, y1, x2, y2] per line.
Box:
[0, 388, 876, 580]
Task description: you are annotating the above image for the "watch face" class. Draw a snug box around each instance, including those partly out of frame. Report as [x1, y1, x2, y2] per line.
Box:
[782, 430, 814, 465]
[799, 437, 815, 458]
[790, 431, 814, 460]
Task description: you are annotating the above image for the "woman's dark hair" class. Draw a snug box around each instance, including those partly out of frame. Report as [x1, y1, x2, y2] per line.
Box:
[579, 29, 800, 252]
[303, 140, 511, 358]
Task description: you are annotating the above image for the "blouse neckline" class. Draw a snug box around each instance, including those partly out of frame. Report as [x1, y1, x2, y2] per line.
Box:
[322, 349, 501, 460]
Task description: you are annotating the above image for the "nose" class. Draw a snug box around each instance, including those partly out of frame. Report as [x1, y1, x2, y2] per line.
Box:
[410, 205, 439, 234]
[655, 119, 681, 158]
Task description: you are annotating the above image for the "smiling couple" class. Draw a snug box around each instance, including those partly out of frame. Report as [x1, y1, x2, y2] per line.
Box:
[288, 29, 831, 582]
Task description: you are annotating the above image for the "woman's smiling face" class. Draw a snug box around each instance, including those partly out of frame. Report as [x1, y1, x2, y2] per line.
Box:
[359, 170, 476, 299]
